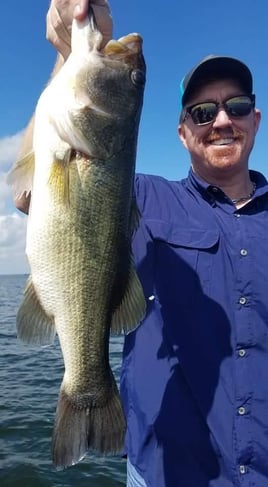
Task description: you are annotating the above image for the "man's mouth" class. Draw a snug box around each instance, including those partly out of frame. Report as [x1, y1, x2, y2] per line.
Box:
[209, 138, 236, 146]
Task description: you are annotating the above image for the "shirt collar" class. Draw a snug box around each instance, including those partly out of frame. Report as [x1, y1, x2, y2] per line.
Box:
[249, 170, 268, 198]
[185, 167, 268, 204]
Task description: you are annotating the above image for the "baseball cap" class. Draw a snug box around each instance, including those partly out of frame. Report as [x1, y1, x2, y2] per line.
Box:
[179, 55, 253, 108]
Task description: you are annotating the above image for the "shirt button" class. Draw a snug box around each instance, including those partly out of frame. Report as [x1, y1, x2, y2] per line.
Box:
[239, 465, 246, 474]
[238, 406, 246, 415]
[239, 297, 247, 305]
[235, 213, 241, 218]
[240, 249, 247, 256]
[238, 349, 246, 357]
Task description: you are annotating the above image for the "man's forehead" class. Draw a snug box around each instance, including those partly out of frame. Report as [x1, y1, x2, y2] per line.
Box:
[186, 78, 246, 104]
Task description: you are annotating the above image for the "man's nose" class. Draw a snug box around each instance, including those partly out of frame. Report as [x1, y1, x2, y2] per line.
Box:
[212, 108, 232, 128]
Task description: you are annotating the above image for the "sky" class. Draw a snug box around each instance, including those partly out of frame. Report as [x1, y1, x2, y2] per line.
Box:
[1, 0, 268, 274]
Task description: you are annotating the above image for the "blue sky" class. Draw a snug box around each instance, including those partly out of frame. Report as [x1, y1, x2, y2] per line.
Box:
[0, 0, 267, 273]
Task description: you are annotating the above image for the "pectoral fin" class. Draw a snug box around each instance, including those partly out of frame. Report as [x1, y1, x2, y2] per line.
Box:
[17, 276, 56, 346]
[48, 148, 73, 206]
[111, 263, 146, 334]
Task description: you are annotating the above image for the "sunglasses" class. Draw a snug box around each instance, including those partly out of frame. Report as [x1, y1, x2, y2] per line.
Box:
[183, 94, 256, 126]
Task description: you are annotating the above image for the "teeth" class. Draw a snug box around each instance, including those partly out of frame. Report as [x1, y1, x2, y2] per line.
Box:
[210, 138, 234, 146]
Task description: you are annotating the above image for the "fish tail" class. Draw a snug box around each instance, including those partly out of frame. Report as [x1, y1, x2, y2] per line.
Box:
[52, 378, 126, 469]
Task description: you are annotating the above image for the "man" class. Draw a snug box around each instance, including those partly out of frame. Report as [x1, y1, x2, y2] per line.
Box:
[16, 1, 268, 485]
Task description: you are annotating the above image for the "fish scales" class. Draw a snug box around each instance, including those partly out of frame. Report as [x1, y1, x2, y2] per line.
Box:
[7, 7, 146, 469]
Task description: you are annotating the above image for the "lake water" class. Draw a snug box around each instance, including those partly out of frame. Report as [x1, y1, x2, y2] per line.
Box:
[0, 274, 126, 486]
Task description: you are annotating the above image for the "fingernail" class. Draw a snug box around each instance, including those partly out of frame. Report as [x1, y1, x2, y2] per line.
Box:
[74, 4, 81, 16]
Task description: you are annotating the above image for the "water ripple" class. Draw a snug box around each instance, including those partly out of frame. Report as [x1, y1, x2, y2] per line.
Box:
[0, 275, 126, 486]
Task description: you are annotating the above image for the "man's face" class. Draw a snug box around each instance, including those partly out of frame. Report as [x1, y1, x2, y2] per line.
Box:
[178, 79, 261, 181]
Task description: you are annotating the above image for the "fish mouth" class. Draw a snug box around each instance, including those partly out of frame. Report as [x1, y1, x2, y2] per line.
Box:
[102, 33, 143, 56]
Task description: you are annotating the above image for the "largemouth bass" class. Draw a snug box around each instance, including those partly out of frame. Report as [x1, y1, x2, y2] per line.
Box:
[8, 8, 146, 469]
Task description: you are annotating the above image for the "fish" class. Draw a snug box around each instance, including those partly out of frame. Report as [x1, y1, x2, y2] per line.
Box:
[7, 7, 146, 469]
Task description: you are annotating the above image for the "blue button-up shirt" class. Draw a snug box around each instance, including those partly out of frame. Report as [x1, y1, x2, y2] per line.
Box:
[120, 168, 268, 486]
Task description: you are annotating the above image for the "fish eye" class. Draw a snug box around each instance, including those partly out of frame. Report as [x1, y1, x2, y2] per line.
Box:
[131, 69, 146, 86]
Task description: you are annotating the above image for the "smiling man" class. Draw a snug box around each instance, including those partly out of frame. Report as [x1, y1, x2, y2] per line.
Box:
[122, 55, 268, 486]
[178, 56, 261, 207]
[14, 1, 268, 485]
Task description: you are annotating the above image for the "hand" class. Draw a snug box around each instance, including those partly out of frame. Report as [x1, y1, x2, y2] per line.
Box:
[46, 0, 113, 59]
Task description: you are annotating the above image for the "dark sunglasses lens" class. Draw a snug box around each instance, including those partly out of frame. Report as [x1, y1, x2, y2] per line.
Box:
[190, 103, 217, 125]
[225, 96, 253, 117]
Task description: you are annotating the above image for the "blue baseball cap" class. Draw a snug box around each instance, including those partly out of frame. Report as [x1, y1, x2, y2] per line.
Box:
[179, 55, 253, 109]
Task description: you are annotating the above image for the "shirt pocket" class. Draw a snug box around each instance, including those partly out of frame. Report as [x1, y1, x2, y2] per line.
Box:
[146, 220, 219, 308]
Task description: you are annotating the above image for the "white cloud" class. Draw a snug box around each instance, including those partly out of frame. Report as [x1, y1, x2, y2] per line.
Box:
[0, 130, 29, 274]
[0, 130, 24, 170]
[0, 129, 25, 213]
[0, 213, 29, 275]
[0, 172, 11, 212]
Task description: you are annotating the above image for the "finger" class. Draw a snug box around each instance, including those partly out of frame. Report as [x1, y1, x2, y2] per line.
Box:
[90, 3, 113, 45]
[46, 5, 72, 59]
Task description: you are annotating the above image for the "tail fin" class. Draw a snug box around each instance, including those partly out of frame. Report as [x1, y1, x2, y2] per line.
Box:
[52, 377, 126, 469]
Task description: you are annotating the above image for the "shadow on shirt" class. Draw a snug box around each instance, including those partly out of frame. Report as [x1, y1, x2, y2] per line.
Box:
[123, 238, 234, 486]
